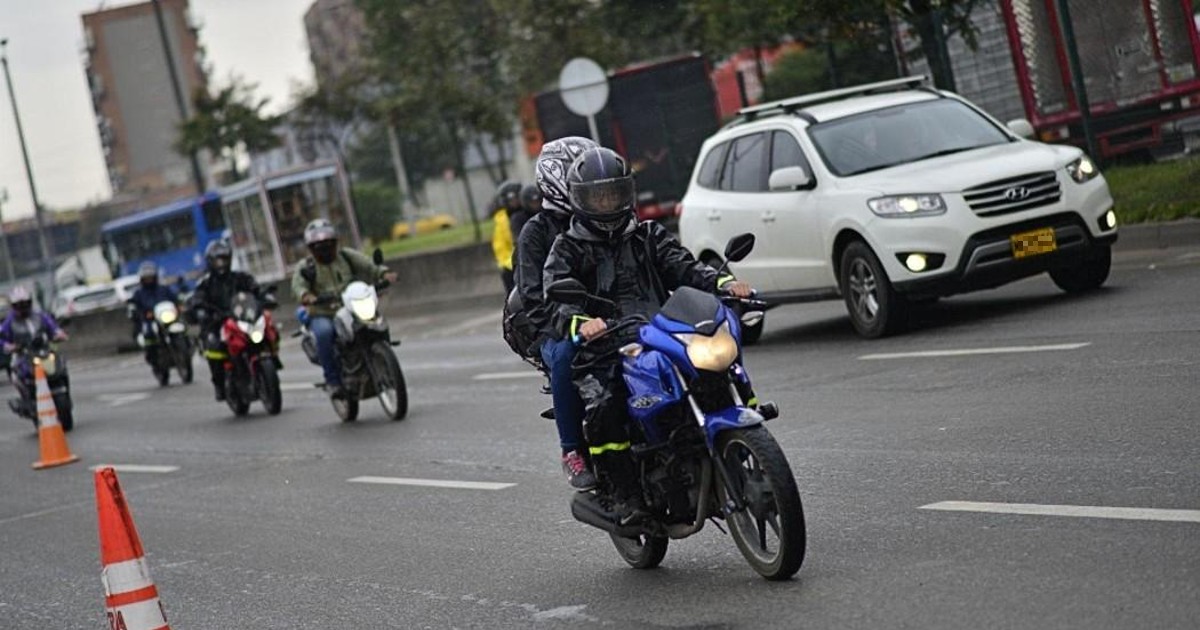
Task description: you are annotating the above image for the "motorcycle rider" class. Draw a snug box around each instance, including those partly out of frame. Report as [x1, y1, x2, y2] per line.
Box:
[1, 286, 68, 400]
[542, 147, 752, 515]
[127, 261, 179, 366]
[512, 136, 598, 490]
[508, 183, 540, 249]
[492, 181, 522, 294]
[188, 240, 265, 401]
[292, 219, 397, 398]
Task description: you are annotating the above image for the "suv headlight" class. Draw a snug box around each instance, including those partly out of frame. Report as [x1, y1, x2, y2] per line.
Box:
[1067, 155, 1099, 183]
[867, 194, 946, 218]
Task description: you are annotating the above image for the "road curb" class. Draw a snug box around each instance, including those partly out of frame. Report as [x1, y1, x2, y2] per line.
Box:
[1114, 219, 1200, 251]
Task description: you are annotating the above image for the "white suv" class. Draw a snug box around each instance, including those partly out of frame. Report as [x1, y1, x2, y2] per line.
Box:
[679, 77, 1117, 340]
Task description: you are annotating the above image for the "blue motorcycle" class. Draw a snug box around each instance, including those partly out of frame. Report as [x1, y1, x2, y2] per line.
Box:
[547, 234, 805, 580]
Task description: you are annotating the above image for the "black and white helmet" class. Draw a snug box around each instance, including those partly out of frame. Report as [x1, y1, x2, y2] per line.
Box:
[535, 136, 597, 216]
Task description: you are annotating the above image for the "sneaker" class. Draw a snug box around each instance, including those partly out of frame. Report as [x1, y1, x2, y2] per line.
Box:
[561, 451, 597, 491]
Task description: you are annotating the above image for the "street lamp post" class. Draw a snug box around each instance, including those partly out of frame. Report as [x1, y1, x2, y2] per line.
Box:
[0, 188, 16, 283]
[0, 38, 54, 291]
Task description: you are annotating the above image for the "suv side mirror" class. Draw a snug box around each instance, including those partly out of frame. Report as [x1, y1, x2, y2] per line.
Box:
[373, 248, 384, 265]
[768, 166, 812, 191]
[724, 233, 755, 263]
[1006, 118, 1035, 139]
[545, 278, 589, 305]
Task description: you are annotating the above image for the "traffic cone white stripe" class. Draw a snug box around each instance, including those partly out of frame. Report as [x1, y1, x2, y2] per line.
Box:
[31, 363, 77, 469]
[106, 597, 169, 630]
[102, 557, 155, 596]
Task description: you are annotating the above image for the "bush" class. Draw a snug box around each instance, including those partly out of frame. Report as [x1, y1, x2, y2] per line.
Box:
[351, 180, 402, 242]
[1105, 157, 1200, 223]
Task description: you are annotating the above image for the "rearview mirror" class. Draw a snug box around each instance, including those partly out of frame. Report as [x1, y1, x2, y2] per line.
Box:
[768, 166, 812, 191]
[373, 248, 384, 265]
[1006, 118, 1035, 139]
[724, 233, 756, 263]
[545, 278, 589, 305]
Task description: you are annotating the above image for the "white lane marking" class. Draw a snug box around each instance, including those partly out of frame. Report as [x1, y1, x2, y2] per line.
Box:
[472, 371, 543, 381]
[438, 311, 501, 336]
[280, 382, 319, 392]
[347, 476, 516, 491]
[96, 393, 152, 407]
[89, 464, 180, 474]
[860, 342, 1091, 360]
[920, 501, 1200, 523]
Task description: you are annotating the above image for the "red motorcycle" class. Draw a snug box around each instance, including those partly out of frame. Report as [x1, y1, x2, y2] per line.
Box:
[217, 291, 282, 416]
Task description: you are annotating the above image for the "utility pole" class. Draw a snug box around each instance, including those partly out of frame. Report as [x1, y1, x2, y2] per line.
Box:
[385, 113, 417, 232]
[1052, 0, 1100, 160]
[0, 188, 15, 282]
[1, 38, 54, 291]
[151, 0, 205, 193]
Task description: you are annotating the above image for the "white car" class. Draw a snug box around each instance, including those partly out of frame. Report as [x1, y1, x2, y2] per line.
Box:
[679, 77, 1118, 340]
[51, 284, 122, 320]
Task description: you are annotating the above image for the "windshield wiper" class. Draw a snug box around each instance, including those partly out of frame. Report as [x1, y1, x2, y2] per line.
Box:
[908, 146, 978, 162]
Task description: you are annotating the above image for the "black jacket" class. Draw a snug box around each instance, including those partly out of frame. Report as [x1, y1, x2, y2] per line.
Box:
[188, 271, 261, 330]
[544, 219, 721, 338]
[514, 209, 572, 344]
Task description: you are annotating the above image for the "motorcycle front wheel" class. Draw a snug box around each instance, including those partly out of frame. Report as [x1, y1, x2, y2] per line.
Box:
[53, 392, 74, 432]
[174, 338, 194, 384]
[371, 343, 407, 420]
[716, 426, 806, 581]
[257, 357, 282, 415]
[609, 533, 668, 570]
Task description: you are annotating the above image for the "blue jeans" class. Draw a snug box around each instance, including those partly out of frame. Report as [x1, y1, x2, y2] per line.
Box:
[540, 337, 584, 453]
[309, 316, 341, 386]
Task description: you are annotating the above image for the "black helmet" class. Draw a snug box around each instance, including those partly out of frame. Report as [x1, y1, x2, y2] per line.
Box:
[567, 147, 636, 237]
[9, 285, 32, 318]
[536, 136, 597, 217]
[138, 261, 158, 287]
[304, 218, 338, 265]
[519, 183, 542, 213]
[495, 181, 522, 212]
[204, 240, 233, 275]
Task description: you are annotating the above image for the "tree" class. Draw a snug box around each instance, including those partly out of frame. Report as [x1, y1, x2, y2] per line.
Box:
[175, 79, 282, 182]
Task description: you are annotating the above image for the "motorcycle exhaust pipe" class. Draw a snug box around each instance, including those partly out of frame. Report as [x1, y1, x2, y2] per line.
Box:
[570, 493, 643, 538]
[665, 457, 712, 540]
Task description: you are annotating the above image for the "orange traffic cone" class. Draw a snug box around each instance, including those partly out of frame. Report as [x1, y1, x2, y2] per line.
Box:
[31, 363, 79, 469]
[95, 466, 171, 630]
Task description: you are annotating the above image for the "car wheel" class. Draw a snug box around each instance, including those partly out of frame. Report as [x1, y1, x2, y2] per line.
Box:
[840, 241, 906, 338]
[1050, 244, 1111, 294]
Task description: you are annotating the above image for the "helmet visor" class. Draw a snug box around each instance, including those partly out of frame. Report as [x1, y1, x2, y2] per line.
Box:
[310, 240, 338, 264]
[210, 255, 231, 274]
[571, 177, 635, 217]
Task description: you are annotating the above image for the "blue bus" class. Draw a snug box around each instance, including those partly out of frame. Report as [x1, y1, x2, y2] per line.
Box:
[100, 192, 227, 285]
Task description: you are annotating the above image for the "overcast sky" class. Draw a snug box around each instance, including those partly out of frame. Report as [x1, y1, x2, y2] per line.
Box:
[0, 0, 315, 220]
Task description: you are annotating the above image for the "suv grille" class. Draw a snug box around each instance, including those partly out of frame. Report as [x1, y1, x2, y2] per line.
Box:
[962, 171, 1061, 217]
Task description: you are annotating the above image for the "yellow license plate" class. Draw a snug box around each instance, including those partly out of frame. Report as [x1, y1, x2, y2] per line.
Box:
[1010, 227, 1057, 259]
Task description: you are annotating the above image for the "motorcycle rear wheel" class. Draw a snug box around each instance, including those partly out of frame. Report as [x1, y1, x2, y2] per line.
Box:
[371, 343, 407, 420]
[716, 426, 806, 581]
[258, 359, 282, 415]
[609, 533, 668, 570]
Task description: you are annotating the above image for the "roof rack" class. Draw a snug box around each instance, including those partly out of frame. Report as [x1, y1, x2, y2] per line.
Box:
[735, 75, 929, 122]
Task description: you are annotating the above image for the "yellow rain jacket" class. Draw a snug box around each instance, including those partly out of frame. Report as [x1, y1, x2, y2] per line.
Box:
[492, 208, 514, 271]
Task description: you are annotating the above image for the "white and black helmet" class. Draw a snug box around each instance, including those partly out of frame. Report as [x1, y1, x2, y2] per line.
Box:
[535, 136, 598, 216]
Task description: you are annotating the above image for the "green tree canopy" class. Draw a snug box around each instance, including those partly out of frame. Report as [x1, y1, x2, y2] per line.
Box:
[176, 79, 282, 182]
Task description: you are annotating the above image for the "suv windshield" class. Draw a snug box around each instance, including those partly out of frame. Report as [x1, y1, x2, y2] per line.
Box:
[808, 99, 1011, 177]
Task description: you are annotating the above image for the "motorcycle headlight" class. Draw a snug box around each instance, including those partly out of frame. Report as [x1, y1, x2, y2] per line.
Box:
[237, 321, 252, 334]
[250, 316, 266, 344]
[350, 296, 378, 322]
[674, 321, 738, 372]
[867, 194, 946, 218]
[1067, 155, 1099, 183]
[158, 309, 177, 325]
[42, 354, 58, 376]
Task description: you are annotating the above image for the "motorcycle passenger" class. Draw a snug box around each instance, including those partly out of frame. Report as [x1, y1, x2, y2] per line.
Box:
[189, 240, 263, 401]
[0, 286, 68, 384]
[127, 261, 179, 366]
[542, 147, 753, 515]
[292, 219, 397, 398]
[492, 181, 522, 295]
[512, 136, 598, 490]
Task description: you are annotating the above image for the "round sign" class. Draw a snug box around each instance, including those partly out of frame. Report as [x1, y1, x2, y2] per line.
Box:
[558, 57, 609, 117]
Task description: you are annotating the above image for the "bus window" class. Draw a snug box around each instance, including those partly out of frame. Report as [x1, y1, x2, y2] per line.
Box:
[202, 198, 226, 232]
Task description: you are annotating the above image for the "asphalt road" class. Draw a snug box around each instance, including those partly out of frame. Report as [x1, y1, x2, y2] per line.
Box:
[1, 245, 1198, 629]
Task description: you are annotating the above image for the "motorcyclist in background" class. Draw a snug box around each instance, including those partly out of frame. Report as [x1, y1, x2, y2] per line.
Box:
[0, 285, 68, 376]
[188, 240, 266, 401]
[508, 183, 541, 251]
[492, 181, 522, 295]
[292, 219, 397, 398]
[512, 136, 599, 490]
[127, 261, 179, 367]
[542, 147, 752, 515]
